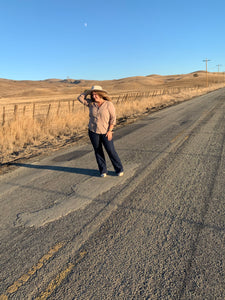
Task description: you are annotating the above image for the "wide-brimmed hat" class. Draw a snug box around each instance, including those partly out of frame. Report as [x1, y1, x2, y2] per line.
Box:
[86, 85, 108, 95]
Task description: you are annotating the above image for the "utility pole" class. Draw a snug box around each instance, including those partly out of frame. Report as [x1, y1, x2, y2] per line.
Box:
[216, 64, 222, 72]
[216, 64, 222, 83]
[203, 58, 211, 87]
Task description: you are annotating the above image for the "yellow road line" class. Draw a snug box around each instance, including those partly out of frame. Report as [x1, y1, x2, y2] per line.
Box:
[0, 242, 64, 299]
[170, 129, 186, 144]
[35, 250, 87, 300]
[35, 263, 74, 300]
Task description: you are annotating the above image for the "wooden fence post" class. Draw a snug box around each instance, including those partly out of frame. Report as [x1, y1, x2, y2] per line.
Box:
[14, 104, 18, 120]
[57, 101, 61, 116]
[46, 104, 51, 120]
[135, 92, 138, 100]
[33, 103, 36, 120]
[2, 106, 5, 126]
[23, 106, 26, 116]
[68, 101, 71, 113]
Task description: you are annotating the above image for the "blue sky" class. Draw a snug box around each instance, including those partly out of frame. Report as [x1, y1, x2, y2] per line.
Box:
[0, 0, 225, 80]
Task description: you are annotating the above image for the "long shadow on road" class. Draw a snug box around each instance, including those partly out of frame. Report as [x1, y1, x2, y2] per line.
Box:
[9, 163, 117, 177]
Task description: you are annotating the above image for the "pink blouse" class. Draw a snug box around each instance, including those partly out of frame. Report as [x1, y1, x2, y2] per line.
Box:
[78, 94, 116, 134]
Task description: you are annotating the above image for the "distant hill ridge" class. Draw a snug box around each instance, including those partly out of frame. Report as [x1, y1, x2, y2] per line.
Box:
[0, 71, 222, 99]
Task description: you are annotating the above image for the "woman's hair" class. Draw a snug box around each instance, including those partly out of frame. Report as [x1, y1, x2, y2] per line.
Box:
[90, 91, 111, 102]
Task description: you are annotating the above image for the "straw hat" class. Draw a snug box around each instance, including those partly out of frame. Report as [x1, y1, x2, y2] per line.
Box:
[86, 85, 108, 95]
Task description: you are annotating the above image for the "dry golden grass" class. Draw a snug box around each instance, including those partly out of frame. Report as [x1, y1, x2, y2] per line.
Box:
[115, 84, 225, 118]
[0, 108, 89, 164]
[1, 72, 225, 165]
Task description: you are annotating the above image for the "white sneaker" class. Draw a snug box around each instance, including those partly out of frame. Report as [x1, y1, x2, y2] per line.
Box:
[117, 172, 124, 177]
[100, 173, 107, 178]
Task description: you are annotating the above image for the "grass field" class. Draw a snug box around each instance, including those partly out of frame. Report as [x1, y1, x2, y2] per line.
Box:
[0, 71, 225, 165]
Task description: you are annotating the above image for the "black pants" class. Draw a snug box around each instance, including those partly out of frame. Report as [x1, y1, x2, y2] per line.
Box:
[88, 130, 123, 174]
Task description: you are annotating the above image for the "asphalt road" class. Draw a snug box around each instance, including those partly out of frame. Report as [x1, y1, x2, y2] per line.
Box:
[1, 88, 225, 299]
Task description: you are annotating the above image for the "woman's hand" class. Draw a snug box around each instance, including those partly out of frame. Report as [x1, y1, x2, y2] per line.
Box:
[106, 131, 113, 141]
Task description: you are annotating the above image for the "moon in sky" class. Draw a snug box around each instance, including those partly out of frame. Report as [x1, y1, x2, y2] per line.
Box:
[84, 23, 88, 27]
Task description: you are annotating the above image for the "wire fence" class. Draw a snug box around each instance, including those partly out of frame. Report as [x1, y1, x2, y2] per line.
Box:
[0, 99, 82, 126]
[0, 86, 211, 126]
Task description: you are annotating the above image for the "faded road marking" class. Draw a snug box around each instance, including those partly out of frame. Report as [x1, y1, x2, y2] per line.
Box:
[0, 243, 64, 299]
[35, 251, 87, 300]
[170, 129, 187, 144]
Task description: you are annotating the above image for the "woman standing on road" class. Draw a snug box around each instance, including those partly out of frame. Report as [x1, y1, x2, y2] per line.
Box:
[77, 85, 123, 178]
